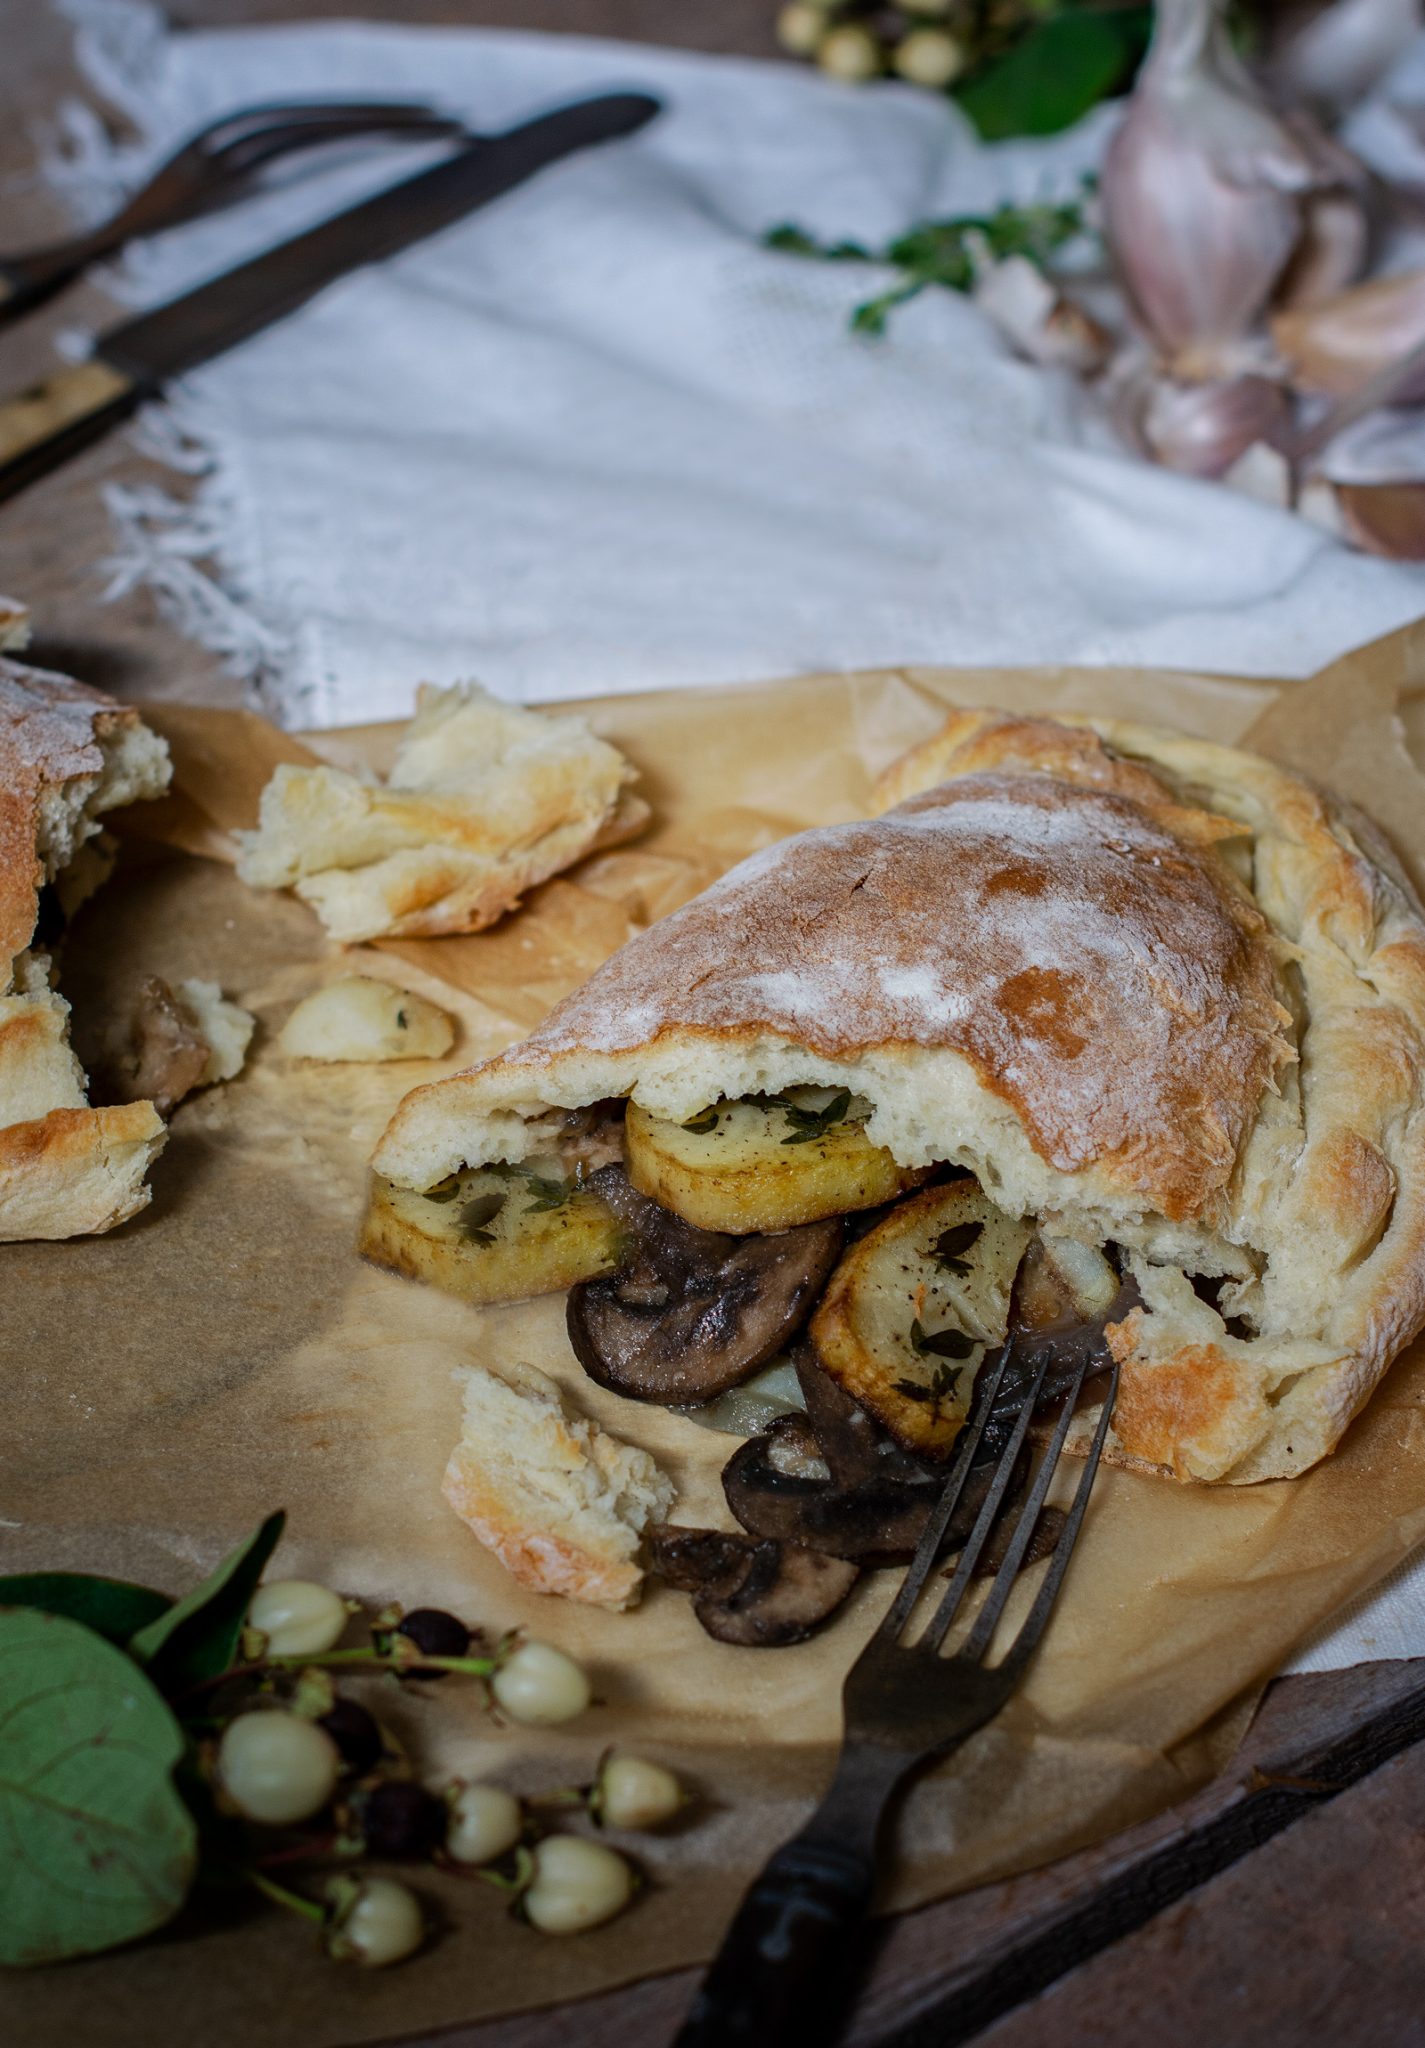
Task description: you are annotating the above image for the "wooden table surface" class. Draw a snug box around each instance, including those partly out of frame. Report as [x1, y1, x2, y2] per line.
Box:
[5, 4, 1425, 2043]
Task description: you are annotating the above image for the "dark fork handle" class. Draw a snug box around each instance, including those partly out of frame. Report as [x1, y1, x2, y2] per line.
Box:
[673, 1745, 909, 2048]
[673, 1830, 877, 2048]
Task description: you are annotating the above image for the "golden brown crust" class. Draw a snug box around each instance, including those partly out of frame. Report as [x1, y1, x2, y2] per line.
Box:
[1, 655, 172, 1239]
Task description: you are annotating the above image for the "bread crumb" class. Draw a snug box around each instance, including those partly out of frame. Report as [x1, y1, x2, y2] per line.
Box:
[443, 1364, 675, 1610]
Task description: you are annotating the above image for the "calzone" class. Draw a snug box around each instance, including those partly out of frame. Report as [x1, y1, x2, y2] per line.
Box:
[367, 710, 1425, 1486]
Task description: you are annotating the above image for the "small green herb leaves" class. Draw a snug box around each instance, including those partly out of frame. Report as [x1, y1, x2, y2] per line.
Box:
[892, 1361, 967, 1408]
[779, 1089, 854, 1147]
[930, 1221, 984, 1276]
[0, 1573, 172, 1645]
[909, 1318, 978, 1361]
[459, 1190, 506, 1245]
[129, 1512, 286, 1695]
[0, 1608, 198, 1965]
[681, 1107, 720, 1136]
[521, 1174, 574, 1214]
[765, 193, 1090, 337]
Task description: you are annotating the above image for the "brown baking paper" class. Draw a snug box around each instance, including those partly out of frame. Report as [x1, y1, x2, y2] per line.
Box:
[4, 624, 1425, 2046]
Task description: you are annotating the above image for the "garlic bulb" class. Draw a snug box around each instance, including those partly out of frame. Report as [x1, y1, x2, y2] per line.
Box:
[1102, 0, 1368, 371]
[1272, 270, 1425, 400]
[1138, 372, 1290, 477]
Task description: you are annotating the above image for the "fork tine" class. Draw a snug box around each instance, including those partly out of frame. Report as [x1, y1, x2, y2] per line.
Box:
[957, 1347, 1097, 1663]
[876, 1342, 1014, 1642]
[998, 1357, 1121, 1680]
[912, 1347, 1054, 1656]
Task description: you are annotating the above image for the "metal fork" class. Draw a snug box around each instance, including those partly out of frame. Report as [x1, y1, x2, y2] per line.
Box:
[672, 1343, 1122, 2048]
[0, 101, 465, 322]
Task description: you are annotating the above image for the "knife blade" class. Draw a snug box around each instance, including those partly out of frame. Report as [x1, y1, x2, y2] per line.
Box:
[0, 91, 659, 506]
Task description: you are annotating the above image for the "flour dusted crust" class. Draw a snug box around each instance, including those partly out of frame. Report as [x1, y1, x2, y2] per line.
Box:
[235, 680, 648, 943]
[374, 708, 1425, 1486]
[1, 654, 171, 1239]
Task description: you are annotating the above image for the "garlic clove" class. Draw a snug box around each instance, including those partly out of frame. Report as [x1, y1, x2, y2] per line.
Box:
[1276, 184, 1373, 310]
[1220, 440, 1294, 507]
[972, 256, 1112, 373]
[1332, 480, 1425, 559]
[1101, 0, 1368, 364]
[1272, 269, 1425, 400]
[1139, 372, 1291, 477]
[1269, 0, 1421, 117]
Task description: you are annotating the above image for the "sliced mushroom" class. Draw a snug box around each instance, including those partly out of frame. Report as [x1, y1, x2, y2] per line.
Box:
[989, 1250, 1140, 1451]
[567, 1167, 842, 1405]
[792, 1341, 931, 1491]
[647, 1523, 858, 1647]
[722, 1415, 940, 1559]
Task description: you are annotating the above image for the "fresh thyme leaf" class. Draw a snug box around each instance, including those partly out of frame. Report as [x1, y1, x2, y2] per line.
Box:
[930, 1220, 984, 1275]
[892, 1360, 966, 1406]
[682, 1107, 720, 1135]
[459, 1190, 506, 1244]
[522, 1174, 574, 1214]
[780, 1088, 855, 1146]
[396, 1008, 408, 1029]
[423, 1176, 463, 1204]
[909, 1317, 977, 1361]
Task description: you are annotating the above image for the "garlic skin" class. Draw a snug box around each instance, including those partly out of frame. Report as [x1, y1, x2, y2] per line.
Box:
[1272, 270, 1425, 400]
[1139, 373, 1290, 477]
[1332, 480, 1425, 558]
[972, 257, 1112, 374]
[1271, 0, 1422, 117]
[1102, 0, 1367, 369]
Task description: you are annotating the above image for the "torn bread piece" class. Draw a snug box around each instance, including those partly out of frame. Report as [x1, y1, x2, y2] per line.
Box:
[442, 1363, 675, 1609]
[235, 681, 648, 945]
[1, 654, 172, 1240]
[91, 976, 256, 1117]
[371, 708, 1425, 1487]
[278, 976, 454, 1063]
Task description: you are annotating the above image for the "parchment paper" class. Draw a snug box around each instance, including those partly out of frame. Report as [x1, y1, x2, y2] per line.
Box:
[3, 627, 1424, 2046]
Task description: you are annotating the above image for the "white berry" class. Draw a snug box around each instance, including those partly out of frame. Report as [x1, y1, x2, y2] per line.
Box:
[325, 1875, 424, 1966]
[248, 1579, 349, 1657]
[491, 1641, 590, 1726]
[217, 1710, 339, 1826]
[596, 1755, 685, 1831]
[445, 1782, 524, 1865]
[523, 1835, 635, 1934]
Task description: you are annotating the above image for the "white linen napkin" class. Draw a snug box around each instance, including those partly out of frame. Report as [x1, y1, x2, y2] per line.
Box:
[46, 1, 1425, 1673]
[50, 0, 1425, 729]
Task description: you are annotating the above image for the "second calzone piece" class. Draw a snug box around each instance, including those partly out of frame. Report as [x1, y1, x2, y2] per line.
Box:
[367, 710, 1425, 1487]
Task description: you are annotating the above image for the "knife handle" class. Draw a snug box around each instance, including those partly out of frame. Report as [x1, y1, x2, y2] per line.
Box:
[0, 358, 141, 505]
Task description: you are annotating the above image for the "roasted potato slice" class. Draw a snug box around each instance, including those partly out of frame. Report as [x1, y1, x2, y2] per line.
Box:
[810, 1181, 1031, 1459]
[625, 1088, 927, 1235]
[360, 1157, 622, 1306]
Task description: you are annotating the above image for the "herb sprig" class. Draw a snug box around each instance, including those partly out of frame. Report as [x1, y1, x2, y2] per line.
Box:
[778, 1088, 856, 1147]
[765, 191, 1091, 337]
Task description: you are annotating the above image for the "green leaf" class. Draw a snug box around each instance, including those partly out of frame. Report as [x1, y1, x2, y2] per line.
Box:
[681, 1107, 720, 1135]
[128, 1511, 285, 1695]
[0, 1607, 198, 1964]
[0, 1573, 171, 1645]
[956, 11, 1145, 140]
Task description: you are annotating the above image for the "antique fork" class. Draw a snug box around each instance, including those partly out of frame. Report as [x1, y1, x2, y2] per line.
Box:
[0, 101, 464, 322]
[672, 1343, 1122, 2048]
